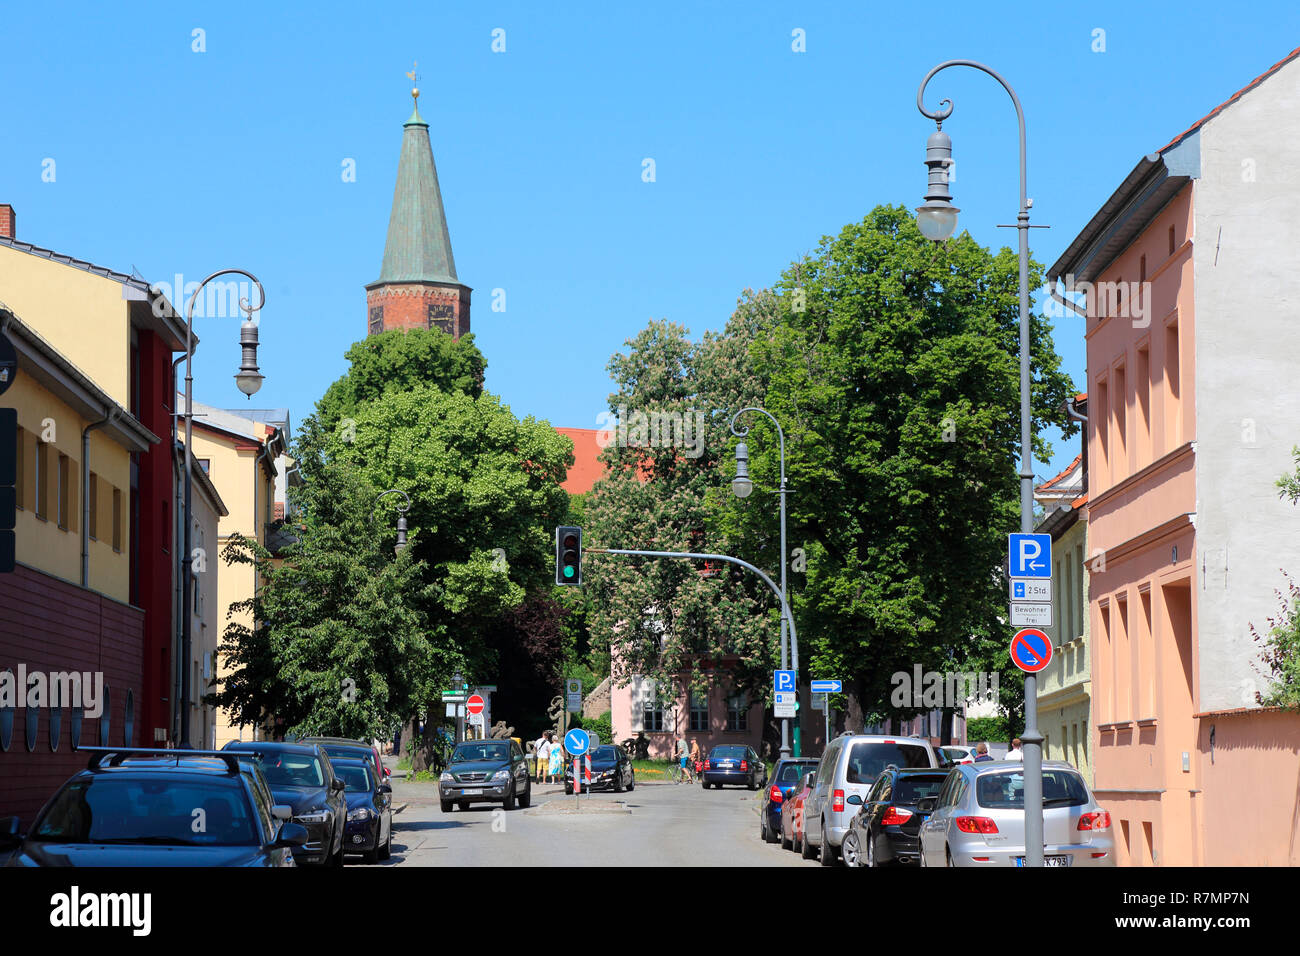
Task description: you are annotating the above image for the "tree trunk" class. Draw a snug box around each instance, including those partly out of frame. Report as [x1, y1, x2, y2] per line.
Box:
[844, 681, 867, 734]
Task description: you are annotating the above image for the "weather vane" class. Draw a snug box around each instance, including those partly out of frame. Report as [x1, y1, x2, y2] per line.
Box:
[406, 60, 419, 106]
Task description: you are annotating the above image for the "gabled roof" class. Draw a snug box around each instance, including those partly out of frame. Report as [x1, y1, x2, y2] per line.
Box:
[1160, 45, 1300, 152]
[367, 102, 462, 289]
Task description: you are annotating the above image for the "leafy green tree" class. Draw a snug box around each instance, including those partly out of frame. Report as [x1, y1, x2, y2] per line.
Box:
[736, 205, 1076, 726]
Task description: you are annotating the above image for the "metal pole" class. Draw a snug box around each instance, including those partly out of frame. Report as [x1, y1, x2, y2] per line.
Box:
[729, 408, 794, 759]
[918, 59, 1041, 866]
[181, 269, 264, 749]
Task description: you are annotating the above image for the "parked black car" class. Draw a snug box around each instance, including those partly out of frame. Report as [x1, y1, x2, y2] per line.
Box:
[331, 758, 393, 863]
[841, 766, 949, 867]
[439, 739, 531, 812]
[760, 757, 819, 842]
[224, 740, 347, 866]
[0, 748, 307, 867]
[564, 744, 635, 794]
[701, 745, 767, 790]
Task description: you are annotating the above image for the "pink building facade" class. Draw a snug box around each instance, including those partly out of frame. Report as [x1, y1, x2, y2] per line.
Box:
[1049, 47, 1300, 865]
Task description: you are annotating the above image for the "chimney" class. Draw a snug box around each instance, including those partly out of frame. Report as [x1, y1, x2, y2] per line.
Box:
[0, 205, 14, 239]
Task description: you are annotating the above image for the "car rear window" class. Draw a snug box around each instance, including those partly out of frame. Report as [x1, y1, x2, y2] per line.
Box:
[845, 742, 933, 784]
[892, 775, 947, 804]
[335, 764, 374, 792]
[775, 762, 815, 783]
[34, 777, 258, 846]
[710, 746, 748, 759]
[976, 770, 1089, 809]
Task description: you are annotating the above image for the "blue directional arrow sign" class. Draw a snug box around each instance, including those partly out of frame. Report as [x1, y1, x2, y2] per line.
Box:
[810, 679, 842, 694]
[564, 728, 590, 757]
[1008, 533, 1052, 578]
[774, 670, 796, 693]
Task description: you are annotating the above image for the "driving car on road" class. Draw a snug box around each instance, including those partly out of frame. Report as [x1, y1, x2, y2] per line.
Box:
[841, 766, 948, 867]
[224, 740, 348, 866]
[701, 744, 767, 790]
[918, 761, 1116, 867]
[802, 734, 941, 866]
[1, 748, 307, 867]
[332, 758, 394, 863]
[440, 739, 531, 812]
[761, 757, 819, 843]
[781, 770, 816, 853]
[564, 744, 634, 794]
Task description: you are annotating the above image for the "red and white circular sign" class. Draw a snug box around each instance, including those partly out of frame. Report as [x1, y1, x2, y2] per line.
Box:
[466, 694, 485, 715]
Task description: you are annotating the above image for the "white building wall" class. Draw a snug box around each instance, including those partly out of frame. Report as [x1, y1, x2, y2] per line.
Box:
[1192, 55, 1300, 710]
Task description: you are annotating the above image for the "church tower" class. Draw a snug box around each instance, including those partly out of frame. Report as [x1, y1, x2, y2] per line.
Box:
[365, 71, 471, 338]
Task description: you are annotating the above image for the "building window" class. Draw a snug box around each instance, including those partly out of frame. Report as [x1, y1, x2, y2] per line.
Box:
[13, 428, 23, 510]
[726, 693, 748, 732]
[57, 453, 70, 530]
[1136, 343, 1151, 464]
[642, 696, 664, 732]
[689, 691, 708, 732]
[112, 487, 122, 552]
[197, 459, 210, 474]
[35, 441, 48, 519]
[88, 473, 98, 539]
[368, 306, 384, 335]
[1165, 320, 1181, 446]
[1168, 225, 1176, 256]
[1095, 377, 1109, 487]
[1112, 362, 1127, 476]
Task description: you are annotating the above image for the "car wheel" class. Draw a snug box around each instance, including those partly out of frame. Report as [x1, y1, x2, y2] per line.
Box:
[564, 785, 573, 796]
[841, 830, 861, 868]
[503, 784, 517, 811]
[330, 829, 345, 867]
[866, 829, 877, 868]
[379, 825, 392, 860]
[781, 826, 793, 851]
[441, 799, 453, 813]
[614, 774, 625, 793]
[458, 800, 471, 811]
[800, 828, 816, 860]
[945, 846, 955, 868]
[819, 824, 838, 867]
[627, 773, 635, 791]
[364, 829, 381, 865]
[519, 779, 531, 809]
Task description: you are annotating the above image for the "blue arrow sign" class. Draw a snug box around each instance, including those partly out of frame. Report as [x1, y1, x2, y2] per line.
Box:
[810, 680, 842, 693]
[1008, 533, 1052, 578]
[774, 670, 796, 693]
[564, 728, 590, 757]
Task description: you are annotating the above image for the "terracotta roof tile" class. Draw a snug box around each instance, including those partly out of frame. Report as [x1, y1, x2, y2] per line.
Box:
[1161, 45, 1300, 153]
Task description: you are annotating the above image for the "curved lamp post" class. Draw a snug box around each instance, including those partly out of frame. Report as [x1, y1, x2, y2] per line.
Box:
[180, 269, 266, 748]
[728, 406, 798, 759]
[373, 489, 412, 554]
[916, 60, 1043, 865]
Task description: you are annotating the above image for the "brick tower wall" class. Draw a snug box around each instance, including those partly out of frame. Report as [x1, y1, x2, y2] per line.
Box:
[366, 283, 471, 339]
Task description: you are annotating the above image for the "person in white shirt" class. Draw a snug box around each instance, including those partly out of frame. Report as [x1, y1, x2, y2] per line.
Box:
[1005, 738, 1024, 761]
[534, 735, 551, 781]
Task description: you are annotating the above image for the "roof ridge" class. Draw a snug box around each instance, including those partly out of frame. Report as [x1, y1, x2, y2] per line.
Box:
[1160, 44, 1300, 153]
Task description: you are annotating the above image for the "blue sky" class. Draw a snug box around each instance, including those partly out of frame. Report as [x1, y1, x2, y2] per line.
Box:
[3, 1, 1298, 482]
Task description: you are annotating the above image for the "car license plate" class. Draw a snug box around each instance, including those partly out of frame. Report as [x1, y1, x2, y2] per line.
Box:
[720, 762, 733, 767]
[463, 789, 483, 796]
[1015, 855, 1070, 867]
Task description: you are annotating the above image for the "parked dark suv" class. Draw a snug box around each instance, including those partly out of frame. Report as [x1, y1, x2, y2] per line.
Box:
[841, 766, 949, 867]
[1, 748, 307, 867]
[439, 739, 531, 812]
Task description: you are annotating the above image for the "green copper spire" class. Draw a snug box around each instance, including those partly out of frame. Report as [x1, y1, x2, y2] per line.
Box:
[372, 74, 458, 286]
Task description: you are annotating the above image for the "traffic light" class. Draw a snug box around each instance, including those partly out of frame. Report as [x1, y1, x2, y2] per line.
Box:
[0, 408, 15, 573]
[555, 526, 582, 586]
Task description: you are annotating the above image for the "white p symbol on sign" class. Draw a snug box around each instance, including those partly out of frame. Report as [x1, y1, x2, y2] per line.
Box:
[1019, 539, 1042, 571]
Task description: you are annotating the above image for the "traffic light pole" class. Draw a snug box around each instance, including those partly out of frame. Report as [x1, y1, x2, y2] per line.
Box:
[585, 547, 799, 716]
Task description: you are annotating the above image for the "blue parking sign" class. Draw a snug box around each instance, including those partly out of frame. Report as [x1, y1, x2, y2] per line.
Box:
[774, 670, 796, 693]
[1008, 533, 1052, 578]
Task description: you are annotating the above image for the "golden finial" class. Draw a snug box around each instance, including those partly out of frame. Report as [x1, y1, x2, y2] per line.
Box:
[406, 60, 419, 105]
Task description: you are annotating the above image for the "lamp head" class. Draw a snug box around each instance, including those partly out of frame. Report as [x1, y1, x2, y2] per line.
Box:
[235, 319, 263, 398]
[731, 442, 753, 498]
[917, 127, 959, 241]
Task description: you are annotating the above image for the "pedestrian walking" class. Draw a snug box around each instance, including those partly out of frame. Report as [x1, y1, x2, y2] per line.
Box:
[535, 733, 552, 782]
[676, 735, 691, 784]
[973, 742, 995, 762]
[548, 734, 564, 783]
[1005, 738, 1024, 761]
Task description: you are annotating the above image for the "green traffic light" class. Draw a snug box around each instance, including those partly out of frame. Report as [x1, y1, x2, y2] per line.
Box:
[563, 566, 575, 578]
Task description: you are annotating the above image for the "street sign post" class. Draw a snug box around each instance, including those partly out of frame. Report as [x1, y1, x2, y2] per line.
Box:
[1010, 627, 1053, 673]
[1010, 603, 1053, 627]
[1010, 578, 1051, 603]
[466, 694, 485, 715]
[1008, 533, 1052, 578]
[774, 691, 796, 718]
[774, 670, 796, 693]
[810, 679, 842, 694]
[566, 678, 583, 713]
[564, 727, 590, 757]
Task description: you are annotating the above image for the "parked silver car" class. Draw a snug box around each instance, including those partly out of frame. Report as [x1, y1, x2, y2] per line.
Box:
[803, 734, 941, 866]
[917, 761, 1116, 867]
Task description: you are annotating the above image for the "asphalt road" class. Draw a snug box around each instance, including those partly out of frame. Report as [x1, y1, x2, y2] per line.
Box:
[380, 778, 811, 867]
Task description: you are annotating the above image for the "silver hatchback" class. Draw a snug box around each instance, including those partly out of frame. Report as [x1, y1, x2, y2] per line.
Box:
[917, 761, 1116, 867]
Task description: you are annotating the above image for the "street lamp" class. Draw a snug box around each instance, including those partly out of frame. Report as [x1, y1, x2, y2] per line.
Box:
[179, 269, 266, 749]
[916, 60, 1044, 866]
[728, 407, 799, 758]
[373, 489, 411, 554]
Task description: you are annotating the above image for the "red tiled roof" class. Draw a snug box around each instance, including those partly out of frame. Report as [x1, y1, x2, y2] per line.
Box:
[1071, 494, 1087, 510]
[1160, 45, 1300, 153]
[1039, 453, 1083, 491]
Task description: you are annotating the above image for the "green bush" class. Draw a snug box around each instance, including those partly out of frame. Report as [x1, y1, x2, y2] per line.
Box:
[573, 711, 613, 747]
[965, 715, 1011, 745]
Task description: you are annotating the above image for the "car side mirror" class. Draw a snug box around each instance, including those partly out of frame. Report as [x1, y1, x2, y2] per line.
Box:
[0, 816, 22, 849]
[331, 778, 346, 791]
[379, 783, 392, 794]
[271, 804, 292, 822]
[916, 797, 938, 813]
[846, 794, 862, 806]
[274, 822, 309, 849]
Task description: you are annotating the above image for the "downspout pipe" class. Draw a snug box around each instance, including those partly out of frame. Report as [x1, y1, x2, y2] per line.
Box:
[81, 411, 117, 587]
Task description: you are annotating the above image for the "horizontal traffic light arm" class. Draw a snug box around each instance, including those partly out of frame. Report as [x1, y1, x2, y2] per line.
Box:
[584, 547, 799, 676]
